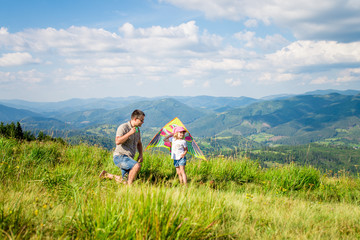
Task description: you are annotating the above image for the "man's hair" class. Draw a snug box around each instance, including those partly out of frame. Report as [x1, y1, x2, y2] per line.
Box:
[131, 109, 145, 120]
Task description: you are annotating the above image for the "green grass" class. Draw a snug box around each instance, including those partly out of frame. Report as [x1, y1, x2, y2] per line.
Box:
[1, 137, 360, 239]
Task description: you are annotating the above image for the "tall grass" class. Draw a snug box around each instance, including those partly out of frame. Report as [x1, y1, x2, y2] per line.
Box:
[261, 164, 321, 191]
[1, 137, 360, 239]
[222, 191, 360, 239]
[68, 184, 227, 239]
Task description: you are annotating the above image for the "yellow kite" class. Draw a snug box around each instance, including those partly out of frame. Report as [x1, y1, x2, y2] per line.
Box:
[145, 117, 206, 160]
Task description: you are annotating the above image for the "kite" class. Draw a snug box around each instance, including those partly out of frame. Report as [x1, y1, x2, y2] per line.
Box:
[145, 117, 206, 160]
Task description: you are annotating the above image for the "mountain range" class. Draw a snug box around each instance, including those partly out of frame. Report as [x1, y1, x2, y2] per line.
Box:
[1, 89, 360, 147]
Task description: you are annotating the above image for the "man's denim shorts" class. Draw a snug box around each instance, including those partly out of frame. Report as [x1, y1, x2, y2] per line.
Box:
[174, 157, 186, 168]
[113, 155, 138, 177]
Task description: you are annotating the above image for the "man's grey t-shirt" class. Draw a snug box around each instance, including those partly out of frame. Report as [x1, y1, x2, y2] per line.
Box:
[113, 121, 140, 158]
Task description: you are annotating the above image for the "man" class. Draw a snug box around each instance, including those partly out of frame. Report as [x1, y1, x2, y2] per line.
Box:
[99, 109, 145, 185]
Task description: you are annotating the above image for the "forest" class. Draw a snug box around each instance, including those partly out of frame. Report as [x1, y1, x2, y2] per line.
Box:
[0, 122, 65, 144]
[196, 136, 360, 175]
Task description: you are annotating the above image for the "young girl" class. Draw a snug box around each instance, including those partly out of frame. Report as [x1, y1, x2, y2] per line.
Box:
[164, 126, 188, 184]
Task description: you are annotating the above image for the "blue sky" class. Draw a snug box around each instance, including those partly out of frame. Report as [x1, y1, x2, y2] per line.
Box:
[1, 0, 360, 101]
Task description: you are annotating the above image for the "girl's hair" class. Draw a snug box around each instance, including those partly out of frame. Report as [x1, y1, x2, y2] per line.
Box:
[173, 131, 185, 140]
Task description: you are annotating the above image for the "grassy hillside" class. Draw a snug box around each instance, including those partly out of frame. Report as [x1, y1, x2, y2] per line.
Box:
[247, 144, 360, 175]
[1, 137, 360, 239]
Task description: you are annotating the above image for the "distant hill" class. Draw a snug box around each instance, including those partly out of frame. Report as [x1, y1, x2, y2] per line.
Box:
[1, 91, 360, 147]
[0, 104, 41, 122]
[173, 96, 258, 112]
[52, 109, 111, 128]
[0, 97, 149, 114]
[188, 93, 360, 145]
[0, 104, 67, 131]
[303, 89, 360, 96]
[260, 89, 360, 101]
[53, 98, 208, 129]
[0, 95, 257, 114]
[260, 94, 295, 101]
[20, 116, 68, 131]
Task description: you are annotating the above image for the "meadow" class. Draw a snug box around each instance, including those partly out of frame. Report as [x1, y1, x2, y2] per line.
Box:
[1, 136, 360, 239]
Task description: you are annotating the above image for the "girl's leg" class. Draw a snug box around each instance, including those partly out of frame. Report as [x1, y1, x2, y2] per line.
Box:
[176, 167, 183, 183]
[179, 165, 187, 184]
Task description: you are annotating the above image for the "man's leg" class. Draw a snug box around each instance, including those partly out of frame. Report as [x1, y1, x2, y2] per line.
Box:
[99, 170, 123, 182]
[114, 155, 139, 185]
[127, 163, 141, 185]
[114, 175, 126, 184]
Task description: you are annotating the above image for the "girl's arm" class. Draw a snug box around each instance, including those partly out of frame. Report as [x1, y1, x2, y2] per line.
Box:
[181, 146, 188, 158]
[163, 133, 173, 143]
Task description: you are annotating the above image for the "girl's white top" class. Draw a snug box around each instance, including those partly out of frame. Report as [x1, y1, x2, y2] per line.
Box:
[170, 137, 187, 160]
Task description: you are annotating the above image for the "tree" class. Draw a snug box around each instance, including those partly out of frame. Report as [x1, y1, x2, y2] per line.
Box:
[37, 131, 45, 141]
[24, 131, 36, 141]
[8, 122, 16, 138]
[15, 122, 24, 139]
[0, 122, 5, 136]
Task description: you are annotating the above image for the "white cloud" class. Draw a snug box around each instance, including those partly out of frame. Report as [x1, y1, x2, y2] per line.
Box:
[0, 26, 125, 54]
[0, 71, 13, 83]
[17, 69, 44, 83]
[310, 76, 332, 85]
[62, 64, 135, 82]
[160, 0, 245, 21]
[219, 45, 257, 59]
[203, 81, 210, 88]
[225, 78, 242, 86]
[119, 21, 198, 39]
[234, 31, 289, 51]
[1, 18, 359, 100]
[191, 58, 245, 71]
[0, 52, 40, 67]
[234, 31, 255, 45]
[266, 40, 360, 68]
[336, 68, 360, 83]
[244, 19, 258, 28]
[0, 69, 44, 84]
[308, 69, 360, 86]
[118, 21, 221, 55]
[0, 22, 226, 87]
[162, 0, 360, 42]
[183, 79, 195, 87]
[177, 67, 204, 77]
[258, 72, 294, 83]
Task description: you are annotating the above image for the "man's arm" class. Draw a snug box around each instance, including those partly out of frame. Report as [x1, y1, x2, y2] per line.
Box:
[115, 127, 137, 145]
